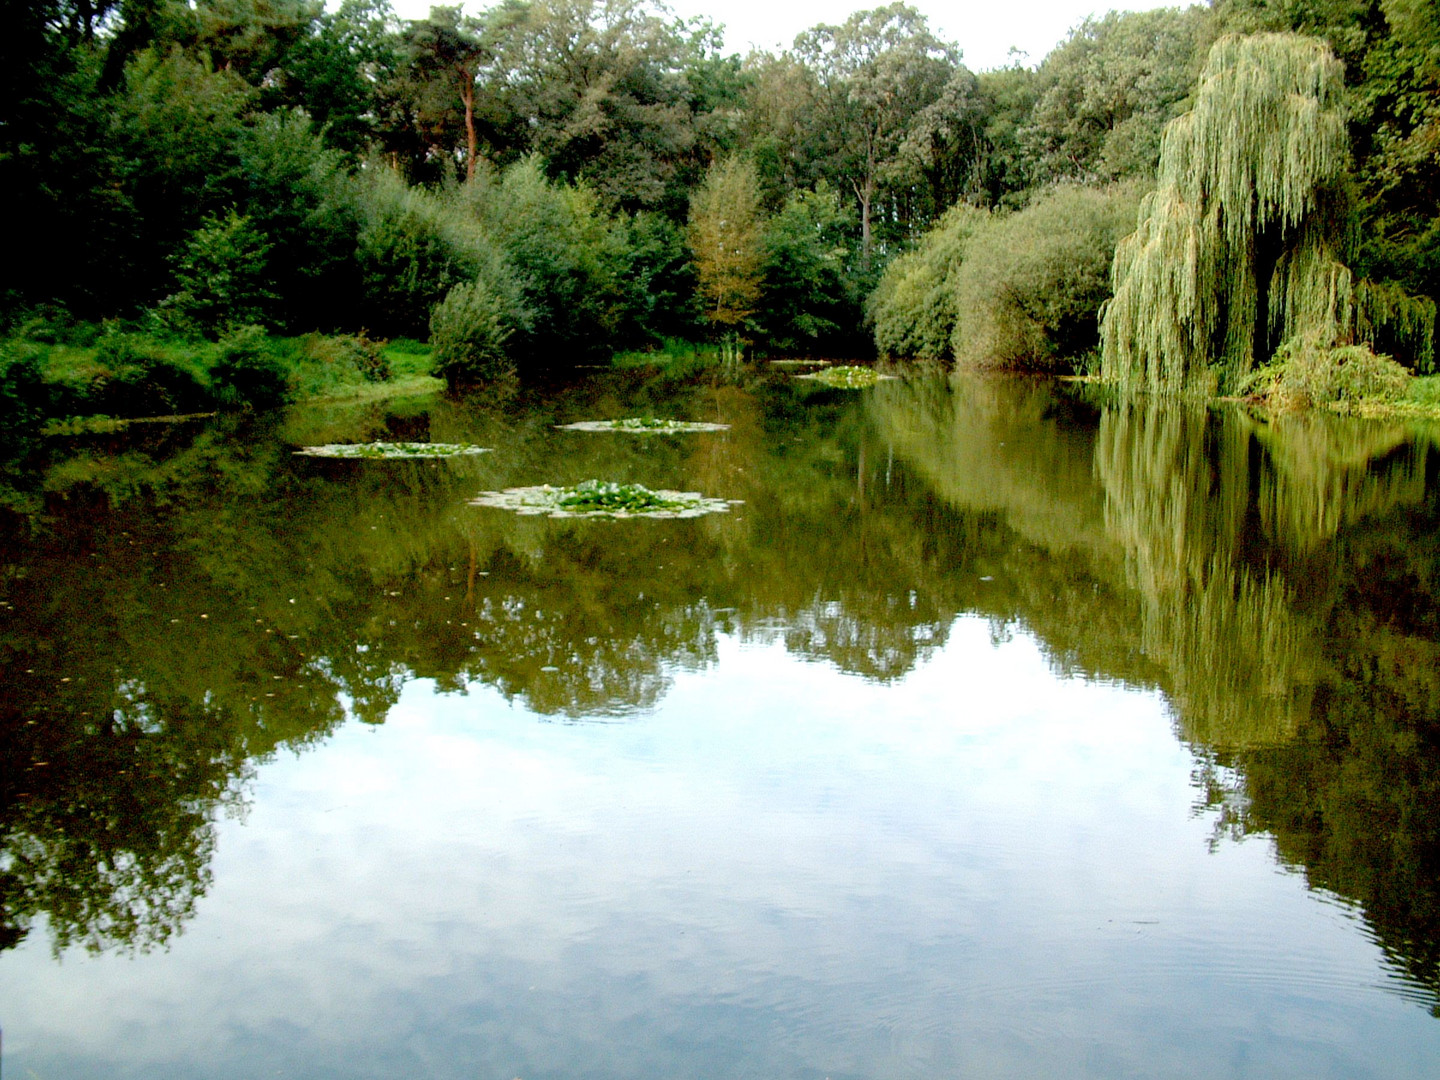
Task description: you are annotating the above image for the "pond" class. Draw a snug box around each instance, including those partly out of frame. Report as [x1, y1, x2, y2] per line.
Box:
[2, 369, 1439, 1079]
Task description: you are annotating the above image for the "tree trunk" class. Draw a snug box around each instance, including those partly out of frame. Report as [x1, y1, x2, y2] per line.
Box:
[855, 175, 875, 270]
[461, 72, 478, 181]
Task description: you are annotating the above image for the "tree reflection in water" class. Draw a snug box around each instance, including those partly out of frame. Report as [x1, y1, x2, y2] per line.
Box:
[1, 371, 1438, 1013]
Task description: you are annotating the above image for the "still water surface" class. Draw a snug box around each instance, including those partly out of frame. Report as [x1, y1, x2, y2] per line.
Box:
[2, 370, 1439, 1078]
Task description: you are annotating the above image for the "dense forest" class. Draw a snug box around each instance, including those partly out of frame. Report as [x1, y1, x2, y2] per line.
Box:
[2, 0, 1438, 415]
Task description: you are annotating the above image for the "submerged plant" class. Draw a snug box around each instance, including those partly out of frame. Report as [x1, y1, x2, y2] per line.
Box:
[556, 418, 730, 433]
[799, 365, 893, 388]
[295, 441, 491, 459]
[470, 479, 735, 518]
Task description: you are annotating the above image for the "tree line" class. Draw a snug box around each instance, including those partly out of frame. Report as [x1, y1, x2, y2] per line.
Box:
[1, 0, 1437, 393]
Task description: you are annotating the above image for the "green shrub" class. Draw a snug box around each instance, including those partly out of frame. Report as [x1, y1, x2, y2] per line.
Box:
[65, 329, 214, 416]
[211, 325, 291, 408]
[868, 204, 989, 360]
[355, 171, 514, 339]
[466, 158, 627, 364]
[1239, 335, 1412, 409]
[430, 280, 516, 386]
[952, 182, 1144, 371]
[8, 306, 102, 347]
[303, 333, 391, 383]
[0, 346, 52, 445]
[155, 210, 278, 337]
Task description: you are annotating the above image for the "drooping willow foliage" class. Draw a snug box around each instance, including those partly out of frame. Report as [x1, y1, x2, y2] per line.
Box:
[1102, 34, 1363, 393]
[1356, 281, 1438, 374]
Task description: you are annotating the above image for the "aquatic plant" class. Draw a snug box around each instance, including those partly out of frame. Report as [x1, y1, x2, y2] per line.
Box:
[470, 479, 735, 518]
[799, 365, 894, 388]
[556, 418, 730, 433]
[294, 441, 491, 459]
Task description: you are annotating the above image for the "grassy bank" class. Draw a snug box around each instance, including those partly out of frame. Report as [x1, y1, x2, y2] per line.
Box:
[1, 325, 440, 439]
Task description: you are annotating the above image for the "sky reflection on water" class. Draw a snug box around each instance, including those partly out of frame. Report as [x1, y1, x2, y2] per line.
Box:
[7, 623, 1438, 1079]
[2, 372, 1439, 1077]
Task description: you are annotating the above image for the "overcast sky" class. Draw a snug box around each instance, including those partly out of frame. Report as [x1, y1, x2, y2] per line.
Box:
[387, 1, 1186, 73]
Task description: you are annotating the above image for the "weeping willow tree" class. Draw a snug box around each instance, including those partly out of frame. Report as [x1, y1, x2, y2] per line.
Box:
[1101, 34, 1431, 393]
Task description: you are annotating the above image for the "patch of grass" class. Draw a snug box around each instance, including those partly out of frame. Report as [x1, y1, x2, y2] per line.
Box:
[383, 338, 436, 380]
[1403, 374, 1440, 407]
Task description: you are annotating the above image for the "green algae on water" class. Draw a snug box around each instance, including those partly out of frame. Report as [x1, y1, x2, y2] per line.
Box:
[294, 442, 491, 459]
[556, 418, 730, 433]
[470, 479, 736, 518]
[797, 365, 895, 388]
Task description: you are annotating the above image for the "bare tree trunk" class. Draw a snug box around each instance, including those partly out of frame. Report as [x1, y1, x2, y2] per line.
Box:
[461, 73, 478, 181]
[855, 175, 875, 270]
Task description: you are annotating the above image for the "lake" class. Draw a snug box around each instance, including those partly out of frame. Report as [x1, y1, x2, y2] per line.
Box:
[2, 368, 1438, 1078]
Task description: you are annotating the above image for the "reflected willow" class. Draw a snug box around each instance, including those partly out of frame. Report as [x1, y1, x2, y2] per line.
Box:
[1095, 402, 1319, 746]
[1248, 414, 1429, 550]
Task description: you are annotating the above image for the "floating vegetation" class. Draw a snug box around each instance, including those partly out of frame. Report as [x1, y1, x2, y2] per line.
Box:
[294, 441, 491, 459]
[556, 418, 730, 433]
[470, 479, 736, 519]
[798, 365, 894, 388]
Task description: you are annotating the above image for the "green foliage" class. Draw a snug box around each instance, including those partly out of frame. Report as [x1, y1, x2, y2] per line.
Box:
[231, 111, 365, 332]
[156, 210, 277, 337]
[280, 0, 404, 158]
[87, 329, 215, 416]
[355, 170, 518, 340]
[429, 279, 517, 387]
[296, 333, 393, 394]
[1237, 334, 1412, 409]
[802, 365, 888, 388]
[793, 3, 960, 259]
[476, 0, 732, 216]
[1103, 33, 1358, 393]
[756, 182, 862, 355]
[610, 337, 722, 376]
[688, 156, 765, 332]
[614, 212, 702, 345]
[953, 183, 1144, 371]
[469, 158, 629, 363]
[112, 48, 253, 306]
[867, 203, 988, 360]
[0, 346, 51, 449]
[1021, 9, 1215, 184]
[1356, 280, 1437, 373]
[555, 480, 701, 514]
[211, 325, 291, 409]
[1404, 374, 1440, 407]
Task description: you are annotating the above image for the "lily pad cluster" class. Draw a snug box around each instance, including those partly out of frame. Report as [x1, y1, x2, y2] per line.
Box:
[294, 441, 491, 459]
[556, 418, 729, 433]
[470, 480, 734, 519]
[798, 365, 894, 388]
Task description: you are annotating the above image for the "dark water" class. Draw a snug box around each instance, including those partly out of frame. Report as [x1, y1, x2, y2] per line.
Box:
[2, 370, 1439, 1078]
